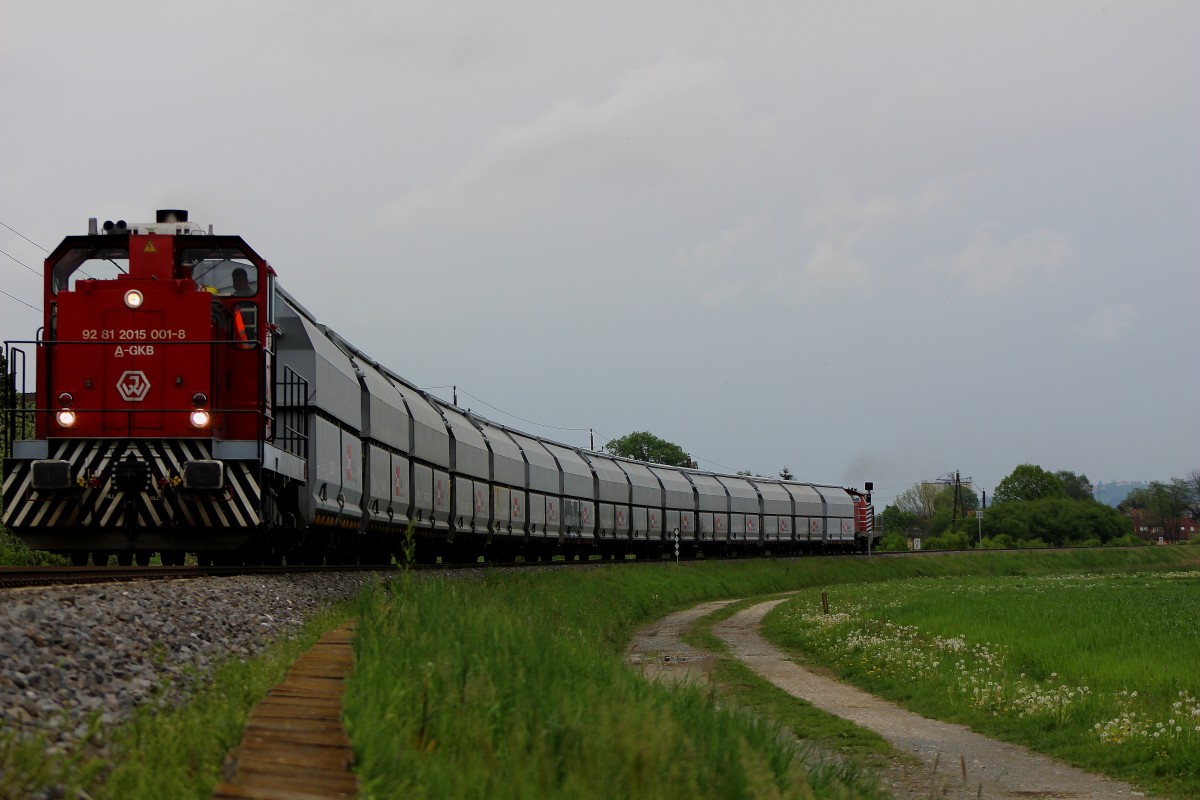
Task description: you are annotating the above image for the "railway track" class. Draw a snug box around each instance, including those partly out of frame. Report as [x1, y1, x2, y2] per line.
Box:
[0, 546, 949, 590]
[0, 563, 394, 590]
[0, 554, 605, 590]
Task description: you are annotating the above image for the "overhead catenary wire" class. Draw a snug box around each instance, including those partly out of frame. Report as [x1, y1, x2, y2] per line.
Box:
[0, 219, 48, 253]
[1, 215, 96, 294]
[423, 385, 592, 434]
[1, 216, 47, 313]
[1, 247, 41, 277]
[423, 383, 759, 472]
[0, 287, 40, 312]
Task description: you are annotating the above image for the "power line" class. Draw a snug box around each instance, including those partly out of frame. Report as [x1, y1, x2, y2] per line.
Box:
[0, 247, 41, 278]
[417, 383, 811, 474]
[0, 219, 49, 253]
[0, 287, 40, 312]
[456, 387, 592, 433]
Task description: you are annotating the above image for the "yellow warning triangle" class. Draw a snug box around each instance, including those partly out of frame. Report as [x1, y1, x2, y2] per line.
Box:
[144, 240, 158, 254]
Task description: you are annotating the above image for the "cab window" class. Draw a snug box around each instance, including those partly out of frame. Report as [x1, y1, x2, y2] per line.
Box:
[191, 259, 258, 297]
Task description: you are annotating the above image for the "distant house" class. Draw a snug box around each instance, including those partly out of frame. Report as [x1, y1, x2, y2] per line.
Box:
[1128, 507, 1196, 543]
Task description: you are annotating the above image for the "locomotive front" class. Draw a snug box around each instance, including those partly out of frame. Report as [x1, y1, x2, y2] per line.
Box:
[2, 210, 274, 564]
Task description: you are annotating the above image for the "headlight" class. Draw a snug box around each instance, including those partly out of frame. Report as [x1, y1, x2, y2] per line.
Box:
[189, 409, 211, 428]
[56, 409, 77, 428]
[124, 289, 144, 309]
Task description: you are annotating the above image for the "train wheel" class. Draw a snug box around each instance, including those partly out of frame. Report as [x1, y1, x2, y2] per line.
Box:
[70, 551, 88, 567]
[91, 551, 111, 567]
[134, 551, 152, 566]
[116, 552, 133, 566]
[161, 549, 184, 566]
[196, 551, 214, 567]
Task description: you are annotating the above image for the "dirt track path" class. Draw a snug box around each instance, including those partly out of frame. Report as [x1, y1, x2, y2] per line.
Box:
[626, 599, 1155, 800]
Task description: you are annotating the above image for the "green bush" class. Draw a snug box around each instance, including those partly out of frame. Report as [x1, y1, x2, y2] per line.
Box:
[921, 529, 971, 550]
[876, 532, 909, 552]
[0, 526, 68, 566]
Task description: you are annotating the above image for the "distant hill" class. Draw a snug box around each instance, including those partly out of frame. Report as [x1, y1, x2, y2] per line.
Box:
[1092, 481, 1150, 508]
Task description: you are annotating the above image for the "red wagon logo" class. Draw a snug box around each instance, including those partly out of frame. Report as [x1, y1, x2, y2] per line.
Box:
[116, 370, 151, 402]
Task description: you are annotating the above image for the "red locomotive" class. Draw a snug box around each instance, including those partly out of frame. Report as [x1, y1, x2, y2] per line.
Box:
[2, 210, 284, 565]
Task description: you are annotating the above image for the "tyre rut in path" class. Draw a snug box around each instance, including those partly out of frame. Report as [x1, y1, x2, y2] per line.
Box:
[627, 599, 1156, 800]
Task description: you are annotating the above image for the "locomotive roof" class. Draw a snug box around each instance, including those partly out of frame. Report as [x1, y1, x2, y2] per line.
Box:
[46, 232, 267, 266]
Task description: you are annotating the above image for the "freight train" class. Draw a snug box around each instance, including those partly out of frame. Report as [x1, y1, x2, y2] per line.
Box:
[1, 210, 876, 566]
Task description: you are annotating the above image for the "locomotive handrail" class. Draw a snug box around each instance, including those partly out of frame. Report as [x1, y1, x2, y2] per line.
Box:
[3, 338, 265, 444]
[273, 365, 309, 461]
[3, 338, 261, 347]
[1, 347, 32, 460]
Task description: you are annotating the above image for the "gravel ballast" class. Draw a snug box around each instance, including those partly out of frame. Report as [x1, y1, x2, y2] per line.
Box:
[0, 572, 384, 755]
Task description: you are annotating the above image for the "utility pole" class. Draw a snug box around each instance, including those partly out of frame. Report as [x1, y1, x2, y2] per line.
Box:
[865, 481, 874, 559]
[978, 489, 986, 545]
[951, 470, 962, 527]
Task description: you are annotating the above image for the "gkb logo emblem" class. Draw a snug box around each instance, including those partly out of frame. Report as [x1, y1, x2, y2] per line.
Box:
[116, 370, 151, 402]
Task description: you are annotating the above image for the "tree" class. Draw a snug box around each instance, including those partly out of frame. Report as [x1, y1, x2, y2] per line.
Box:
[1122, 476, 1199, 543]
[895, 482, 942, 520]
[983, 496, 1128, 547]
[876, 505, 919, 535]
[992, 464, 1066, 505]
[1146, 479, 1192, 543]
[779, 466, 795, 481]
[603, 431, 696, 468]
[1055, 470, 1094, 501]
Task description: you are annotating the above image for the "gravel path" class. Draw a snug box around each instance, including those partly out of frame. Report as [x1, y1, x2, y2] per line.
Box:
[628, 598, 1157, 800]
[0, 572, 384, 759]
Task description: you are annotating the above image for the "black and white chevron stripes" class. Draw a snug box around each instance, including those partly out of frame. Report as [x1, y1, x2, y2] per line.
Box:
[2, 439, 262, 532]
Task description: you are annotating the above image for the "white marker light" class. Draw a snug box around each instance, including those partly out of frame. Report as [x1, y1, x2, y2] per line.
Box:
[56, 409, 77, 428]
[124, 290, 144, 309]
[189, 409, 211, 428]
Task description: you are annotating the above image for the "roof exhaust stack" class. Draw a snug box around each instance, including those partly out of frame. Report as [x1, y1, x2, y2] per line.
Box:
[156, 209, 188, 223]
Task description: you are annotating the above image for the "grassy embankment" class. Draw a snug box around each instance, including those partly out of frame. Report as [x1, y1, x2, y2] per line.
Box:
[0, 602, 353, 799]
[344, 546, 1195, 799]
[762, 560, 1200, 799]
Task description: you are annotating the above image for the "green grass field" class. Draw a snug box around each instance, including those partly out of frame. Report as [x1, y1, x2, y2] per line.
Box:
[762, 569, 1200, 798]
[344, 548, 1196, 799]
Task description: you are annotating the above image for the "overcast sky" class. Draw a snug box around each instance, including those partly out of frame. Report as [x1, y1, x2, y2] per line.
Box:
[2, 1, 1196, 506]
